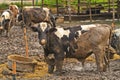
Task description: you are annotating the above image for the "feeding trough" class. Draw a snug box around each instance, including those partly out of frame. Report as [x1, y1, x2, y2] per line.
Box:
[7, 55, 37, 72]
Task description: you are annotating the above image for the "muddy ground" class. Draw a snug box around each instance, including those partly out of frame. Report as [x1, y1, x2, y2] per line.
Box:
[0, 20, 120, 80]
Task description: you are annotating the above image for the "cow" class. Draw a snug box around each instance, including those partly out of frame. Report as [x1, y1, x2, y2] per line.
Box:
[17, 6, 56, 29]
[31, 22, 111, 75]
[72, 24, 112, 72]
[9, 5, 19, 20]
[0, 5, 19, 37]
[111, 29, 120, 55]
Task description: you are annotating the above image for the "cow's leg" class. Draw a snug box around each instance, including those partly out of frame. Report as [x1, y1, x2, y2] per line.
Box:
[104, 53, 110, 71]
[93, 47, 106, 72]
[44, 54, 55, 74]
[6, 23, 11, 37]
[54, 51, 64, 75]
[0, 30, 4, 36]
[48, 58, 55, 73]
[55, 60, 64, 75]
[6, 29, 9, 37]
[77, 59, 85, 71]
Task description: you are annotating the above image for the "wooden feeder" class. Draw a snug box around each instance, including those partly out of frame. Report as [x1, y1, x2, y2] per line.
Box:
[7, 55, 37, 72]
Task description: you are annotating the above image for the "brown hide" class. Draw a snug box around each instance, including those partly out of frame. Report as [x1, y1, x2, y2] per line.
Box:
[9, 5, 19, 18]
[74, 24, 111, 72]
[22, 8, 48, 26]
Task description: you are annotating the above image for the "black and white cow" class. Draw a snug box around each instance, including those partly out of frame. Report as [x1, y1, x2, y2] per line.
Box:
[0, 9, 14, 36]
[111, 29, 120, 55]
[31, 22, 104, 74]
[0, 5, 19, 37]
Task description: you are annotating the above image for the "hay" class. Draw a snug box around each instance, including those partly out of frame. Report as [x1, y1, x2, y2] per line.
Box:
[0, 61, 49, 79]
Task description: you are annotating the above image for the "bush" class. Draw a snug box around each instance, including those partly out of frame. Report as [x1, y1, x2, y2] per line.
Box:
[0, 3, 9, 10]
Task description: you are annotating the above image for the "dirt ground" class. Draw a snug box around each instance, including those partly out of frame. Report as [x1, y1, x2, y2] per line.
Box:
[0, 20, 120, 80]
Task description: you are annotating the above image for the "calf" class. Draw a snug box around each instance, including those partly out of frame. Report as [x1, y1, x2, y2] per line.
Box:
[72, 24, 111, 72]
[32, 22, 111, 75]
[0, 10, 14, 36]
[0, 5, 19, 37]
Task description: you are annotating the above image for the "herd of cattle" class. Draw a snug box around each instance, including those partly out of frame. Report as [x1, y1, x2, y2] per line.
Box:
[0, 5, 120, 75]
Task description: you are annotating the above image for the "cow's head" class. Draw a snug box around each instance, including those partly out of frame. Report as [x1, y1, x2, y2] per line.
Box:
[9, 5, 19, 18]
[31, 22, 56, 45]
[0, 11, 11, 30]
[17, 8, 22, 22]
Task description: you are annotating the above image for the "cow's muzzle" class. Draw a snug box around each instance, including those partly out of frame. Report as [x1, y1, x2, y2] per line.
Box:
[39, 39, 46, 45]
[0, 27, 3, 30]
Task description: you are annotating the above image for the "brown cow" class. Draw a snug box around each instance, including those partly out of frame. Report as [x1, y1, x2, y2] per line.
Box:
[9, 5, 19, 19]
[71, 24, 112, 72]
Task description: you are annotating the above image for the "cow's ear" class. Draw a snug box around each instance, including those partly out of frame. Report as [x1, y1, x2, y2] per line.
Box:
[9, 5, 13, 11]
[46, 28, 57, 33]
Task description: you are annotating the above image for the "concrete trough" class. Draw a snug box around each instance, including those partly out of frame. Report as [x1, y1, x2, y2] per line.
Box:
[7, 55, 37, 72]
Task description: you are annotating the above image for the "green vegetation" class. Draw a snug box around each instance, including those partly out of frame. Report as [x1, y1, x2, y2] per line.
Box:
[0, 3, 9, 9]
[0, 0, 117, 10]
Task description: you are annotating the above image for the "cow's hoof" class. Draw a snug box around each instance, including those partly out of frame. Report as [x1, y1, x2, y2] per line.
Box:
[54, 70, 65, 76]
[54, 71, 62, 76]
[48, 65, 54, 74]
[103, 65, 107, 72]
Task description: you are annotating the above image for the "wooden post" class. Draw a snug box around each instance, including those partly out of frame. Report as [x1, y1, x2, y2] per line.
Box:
[32, 0, 34, 6]
[21, 0, 29, 58]
[108, 0, 110, 13]
[112, 0, 115, 23]
[67, 0, 71, 22]
[77, 0, 80, 15]
[41, 0, 44, 8]
[21, 0, 23, 8]
[88, 0, 92, 22]
[12, 61, 16, 80]
[23, 28, 29, 57]
[56, 0, 59, 16]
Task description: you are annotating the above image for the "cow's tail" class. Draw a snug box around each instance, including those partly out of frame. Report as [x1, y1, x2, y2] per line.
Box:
[105, 23, 115, 70]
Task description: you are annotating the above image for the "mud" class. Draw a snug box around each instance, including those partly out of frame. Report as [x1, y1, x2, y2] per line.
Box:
[0, 21, 120, 80]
